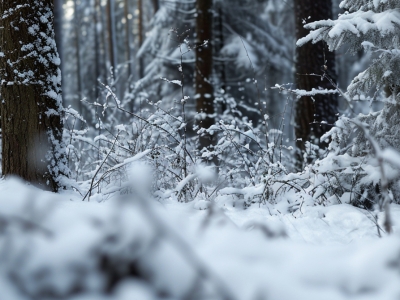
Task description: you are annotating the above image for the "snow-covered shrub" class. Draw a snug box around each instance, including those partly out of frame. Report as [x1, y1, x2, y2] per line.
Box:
[297, 0, 400, 207]
[200, 90, 296, 208]
[63, 75, 298, 208]
[63, 76, 212, 203]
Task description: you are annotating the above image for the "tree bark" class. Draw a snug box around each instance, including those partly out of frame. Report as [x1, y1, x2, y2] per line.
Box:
[0, 0, 68, 191]
[152, 0, 159, 14]
[93, 0, 101, 101]
[294, 0, 338, 167]
[53, 0, 63, 53]
[138, 0, 144, 79]
[124, 0, 132, 80]
[216, 6, 226, 113]
[53, 0, 64, 98]
[195, 0, 214, 151]
[73, 0, 83, 113]
[98, 0, 109, 84]
[106, 0, 117, 73]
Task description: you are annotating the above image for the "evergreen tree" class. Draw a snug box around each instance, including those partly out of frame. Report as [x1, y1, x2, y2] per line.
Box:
[298, 0, 400, 206]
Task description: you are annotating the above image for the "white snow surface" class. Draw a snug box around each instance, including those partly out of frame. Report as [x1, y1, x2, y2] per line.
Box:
[0, 177, 400, 299]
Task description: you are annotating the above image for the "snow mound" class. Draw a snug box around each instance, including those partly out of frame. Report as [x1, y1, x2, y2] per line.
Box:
[0, 178, 400, 299]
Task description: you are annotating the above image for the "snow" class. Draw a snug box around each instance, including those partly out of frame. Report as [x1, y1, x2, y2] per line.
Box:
[298, 8, 400, 51]
[103, 150, 152, 174]
[195, 164, 217, 184]
[160, 77, 182, 86]
[1, 178, 400, 299]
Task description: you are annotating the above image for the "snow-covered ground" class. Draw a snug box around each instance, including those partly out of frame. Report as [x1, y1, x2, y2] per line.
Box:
[1, 177, 400, 300]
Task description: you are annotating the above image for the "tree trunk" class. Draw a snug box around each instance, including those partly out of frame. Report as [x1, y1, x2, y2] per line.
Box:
[138, 0, 144, 79]
[53, 0, 64, 100]
[124, 0, 132, 80]
[0, 0, 69, 191]
[216, 6, 226, 113]
[107, 0, 118, 73]
[152, 0, 159, 14]
[53, 0, 63, 55]
[93, 0, 101, 101]
[99, 0, 109, 84]
[195, 0, 214, 151]
[73, 0, 83, 113]
[294, 0, 338, 167]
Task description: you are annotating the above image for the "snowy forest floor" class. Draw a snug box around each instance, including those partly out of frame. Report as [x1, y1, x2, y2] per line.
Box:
[1, 177, 400, 300]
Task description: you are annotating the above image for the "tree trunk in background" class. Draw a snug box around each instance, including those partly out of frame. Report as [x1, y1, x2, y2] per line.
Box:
[152, 0, 159, 14]
[195, 0, 214, 151]
[124, 0, 132, 81]
[99, 0, 109, 84]
[73, 0, 83, 113]
[0, 0, 69, 191]
[107, 0, 122, 101]
[216, 6, 227, 113]
[93, 0, 101, 101]
[294, 0, 338, 168]
[138, 0, 144, 79]
[107, 0, 118, 73]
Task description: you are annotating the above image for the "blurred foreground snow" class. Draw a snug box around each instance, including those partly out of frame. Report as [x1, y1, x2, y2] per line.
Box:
[0, 178, 400, 300]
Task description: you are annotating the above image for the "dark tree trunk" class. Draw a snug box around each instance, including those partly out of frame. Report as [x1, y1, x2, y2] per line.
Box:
[107, 0, 117, 72]
[152, 0, 159, 13]
[53, 0, 64, 97]
[0, 0, 68, 191]
[195, 0, 214, 151]
[216, 6, 226, 106]
[138, 0, 144, 79]
[93, 0, 101, 101]
[294, 0, 338, 167]
[99, 0, 109, 84]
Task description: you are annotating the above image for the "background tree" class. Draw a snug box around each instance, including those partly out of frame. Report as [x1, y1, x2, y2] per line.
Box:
[195, 0, 214, 150]
[0, 0, 69, 191]
[107, 0, 118, 75]
[73, 0, 83, 114]
[294, 0, 338, 167]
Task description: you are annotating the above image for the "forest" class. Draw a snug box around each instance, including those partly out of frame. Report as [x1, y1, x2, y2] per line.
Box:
[0, 0, 400, 299]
